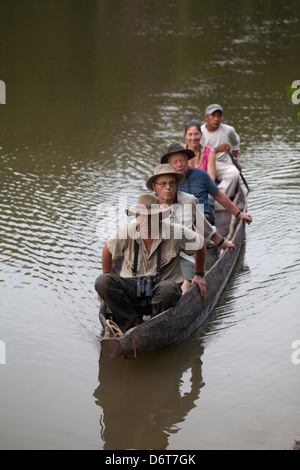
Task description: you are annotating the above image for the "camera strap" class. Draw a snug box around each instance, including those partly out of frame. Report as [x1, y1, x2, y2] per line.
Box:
[132, 240, 162, 278]
[132, 241, 177, 278]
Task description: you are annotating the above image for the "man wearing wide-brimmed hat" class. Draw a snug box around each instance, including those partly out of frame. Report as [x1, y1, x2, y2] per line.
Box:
[162, 143, 252, 226]
[94, 193, 205, 333]
[146, 163, 236, 293]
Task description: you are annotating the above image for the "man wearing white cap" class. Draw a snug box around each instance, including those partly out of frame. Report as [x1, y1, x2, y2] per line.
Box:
[201, 104, 240, 202]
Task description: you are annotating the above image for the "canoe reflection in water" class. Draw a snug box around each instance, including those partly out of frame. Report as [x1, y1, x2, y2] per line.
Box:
[93, 338, 205, 450]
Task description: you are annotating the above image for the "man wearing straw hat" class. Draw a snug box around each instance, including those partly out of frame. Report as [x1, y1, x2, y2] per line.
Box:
[95, 193, 205, 332]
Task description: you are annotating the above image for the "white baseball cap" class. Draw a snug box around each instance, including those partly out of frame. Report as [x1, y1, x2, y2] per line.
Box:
[205, 104, 223, 115]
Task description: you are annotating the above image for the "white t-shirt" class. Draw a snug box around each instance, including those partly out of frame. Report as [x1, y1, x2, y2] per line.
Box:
[201, 123, 240, 164]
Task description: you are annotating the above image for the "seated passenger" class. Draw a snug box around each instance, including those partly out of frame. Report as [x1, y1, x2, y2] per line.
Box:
[161, 143, 252, 226]
[95, 194, 206, 332]
[200, 104, 240, 205]
[183, 119, 216, 220]
[147, 164, 236, 294]
[183, 119, 216, 182]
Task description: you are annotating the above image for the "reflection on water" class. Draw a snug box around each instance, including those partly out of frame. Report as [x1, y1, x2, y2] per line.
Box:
[94, 339, 205, 450]
[93, 245, 258, 450]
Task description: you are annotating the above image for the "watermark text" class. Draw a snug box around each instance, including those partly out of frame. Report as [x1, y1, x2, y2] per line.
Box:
[0, 80, 6, 104]
[0, 340, 6, 365]
[291, 340, 300, 365]
[96, 196, 205, 250]
[291, 80, 300, 105]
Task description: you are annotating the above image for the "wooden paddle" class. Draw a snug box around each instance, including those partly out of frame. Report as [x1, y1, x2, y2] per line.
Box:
[229, 151, 250, 192]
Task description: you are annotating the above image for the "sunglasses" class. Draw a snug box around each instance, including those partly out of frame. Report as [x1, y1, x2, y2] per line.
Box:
[185, 120, 201, 128]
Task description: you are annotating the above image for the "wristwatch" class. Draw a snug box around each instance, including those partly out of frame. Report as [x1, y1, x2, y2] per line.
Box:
[195, 272, 205, 277]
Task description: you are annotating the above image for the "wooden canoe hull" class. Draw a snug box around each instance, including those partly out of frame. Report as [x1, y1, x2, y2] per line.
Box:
[99, 180, 247, 359]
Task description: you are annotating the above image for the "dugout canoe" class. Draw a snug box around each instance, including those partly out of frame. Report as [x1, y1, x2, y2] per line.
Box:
[99, 178, 248, 359]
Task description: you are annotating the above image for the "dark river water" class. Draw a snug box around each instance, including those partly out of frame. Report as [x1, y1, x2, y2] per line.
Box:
[0, 0, 299, 450]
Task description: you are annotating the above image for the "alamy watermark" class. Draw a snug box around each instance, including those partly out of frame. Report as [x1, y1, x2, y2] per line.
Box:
[0, 80, 6, 104]
[96, 196, 205, 250]
[287, 80, 300, 121]
[291, 80, 300, 105]
[0, 340, 6, 365]
[291, 340, 300, 365]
